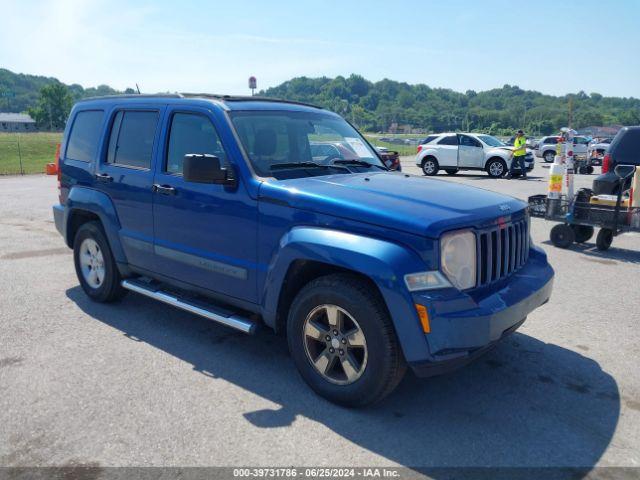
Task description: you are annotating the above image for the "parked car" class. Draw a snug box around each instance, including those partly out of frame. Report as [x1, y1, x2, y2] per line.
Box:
[587, 137, 613, 166]
[535, 135, 590, 163]
[592, 126, 640, 195]
[505, 136, 536, 148]
[414, 133, 534, 177]
[374, 146, 401, 171]
[53, 94, 554, 407]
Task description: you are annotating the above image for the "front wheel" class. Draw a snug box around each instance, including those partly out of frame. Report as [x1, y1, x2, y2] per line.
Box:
[421, 157, 439, 176]
[287, 274, 406, 407]
[486, 158, 507, 178]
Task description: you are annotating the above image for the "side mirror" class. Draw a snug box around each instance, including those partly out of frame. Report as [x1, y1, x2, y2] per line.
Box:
[183, 154, 230, 184]
[614, 164, 636, 180]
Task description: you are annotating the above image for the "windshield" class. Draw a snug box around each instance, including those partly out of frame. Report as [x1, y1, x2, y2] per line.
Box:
[229, 111, 383, 177]
[477, 135, 506, 147]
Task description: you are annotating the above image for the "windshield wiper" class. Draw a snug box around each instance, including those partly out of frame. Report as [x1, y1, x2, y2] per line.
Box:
[333, 159, 387, 170]
[270, 162, 348, 171]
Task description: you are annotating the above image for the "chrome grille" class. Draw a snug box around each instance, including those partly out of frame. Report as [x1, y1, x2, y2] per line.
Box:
[476, 218, 530, 287]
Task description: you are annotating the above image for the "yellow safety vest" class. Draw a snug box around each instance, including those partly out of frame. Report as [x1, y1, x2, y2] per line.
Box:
[513, 136, 526, 156]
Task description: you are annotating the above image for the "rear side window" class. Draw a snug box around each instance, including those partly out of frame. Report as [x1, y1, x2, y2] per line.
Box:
[543, 137, 558, 145]
[421, 135, 438, 145]
[166, 113, 228, 175]
[438, 135, 458, 146]
[66, 110, 104, 162]
[107, 111, 158, 169]
[612, 129, 640, 165]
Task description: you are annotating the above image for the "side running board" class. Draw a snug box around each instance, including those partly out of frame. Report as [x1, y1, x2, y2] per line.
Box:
[121, 279, 257, 334]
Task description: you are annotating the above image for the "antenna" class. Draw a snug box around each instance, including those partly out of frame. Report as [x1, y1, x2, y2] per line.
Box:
[136, 83, 141, 94]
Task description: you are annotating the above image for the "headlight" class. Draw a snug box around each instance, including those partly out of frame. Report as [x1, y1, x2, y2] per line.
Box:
[440, 229, 476, 290]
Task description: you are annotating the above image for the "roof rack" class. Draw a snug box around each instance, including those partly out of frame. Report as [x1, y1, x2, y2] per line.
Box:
[180, 93, 322, 109]
[77, 92, 322, 109]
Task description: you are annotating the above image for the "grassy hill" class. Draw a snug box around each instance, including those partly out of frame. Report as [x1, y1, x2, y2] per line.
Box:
[0, 68, 130, 114]
[0, 132, 61, 175]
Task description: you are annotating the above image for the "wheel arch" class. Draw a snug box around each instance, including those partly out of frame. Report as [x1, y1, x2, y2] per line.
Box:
[65, 186, 127, 264]
[261, 227, 432, 363]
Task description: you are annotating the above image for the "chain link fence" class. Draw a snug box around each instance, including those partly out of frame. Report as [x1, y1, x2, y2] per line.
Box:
[0, 132, 61, 175]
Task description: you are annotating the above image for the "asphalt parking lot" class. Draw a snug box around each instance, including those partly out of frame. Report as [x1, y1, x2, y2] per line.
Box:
[1, 161, 639, 473]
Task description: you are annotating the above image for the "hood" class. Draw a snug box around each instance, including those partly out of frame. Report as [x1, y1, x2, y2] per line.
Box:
[258, 172, 526, 238]
[493, 146, 532, 156]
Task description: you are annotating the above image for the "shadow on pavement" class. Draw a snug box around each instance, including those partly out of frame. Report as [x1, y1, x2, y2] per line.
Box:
[541, 240, 640, 265]
[67, 286, 620, 472]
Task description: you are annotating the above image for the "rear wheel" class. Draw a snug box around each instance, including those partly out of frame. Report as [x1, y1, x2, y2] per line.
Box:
[444, 168, 459, 175]
[550, 224, 575, 248]
[596, 228, 613, 251]
[287, 274, 406, 407]
[543, 151, 555, 163]
[73, 222, 127, 302]
[571, 224, 594, 243]
[421, 157, 439, 176]
[486, 158, 507, 178]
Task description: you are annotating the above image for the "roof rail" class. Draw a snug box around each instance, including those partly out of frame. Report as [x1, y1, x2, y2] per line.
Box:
[75, 92, 323, 109]
[180, 93, 323, 109]
[77, 93, 184, 102]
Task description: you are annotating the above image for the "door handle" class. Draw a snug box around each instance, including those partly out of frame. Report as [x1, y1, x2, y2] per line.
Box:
[95, 173, 113, 183]
[153, 184, 177, 195]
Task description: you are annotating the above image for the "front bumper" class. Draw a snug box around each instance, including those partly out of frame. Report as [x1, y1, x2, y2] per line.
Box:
[408, 247, 554, 377]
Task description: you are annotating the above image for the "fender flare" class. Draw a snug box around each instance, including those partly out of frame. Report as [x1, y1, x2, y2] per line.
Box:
[65, 186, 127, 264]
[262, 227, 432, 362]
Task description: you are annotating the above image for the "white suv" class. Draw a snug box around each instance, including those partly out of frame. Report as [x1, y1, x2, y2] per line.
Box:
[535, 135, 590, 163]
[415, 133, 534, 178]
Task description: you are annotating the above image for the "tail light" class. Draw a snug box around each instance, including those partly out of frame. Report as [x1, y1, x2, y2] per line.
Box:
[417, 145, 423, 154]
[602, 154, 611, 173]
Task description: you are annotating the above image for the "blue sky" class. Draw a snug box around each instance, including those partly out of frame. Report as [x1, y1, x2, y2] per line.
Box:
[2, 0, 639, 97]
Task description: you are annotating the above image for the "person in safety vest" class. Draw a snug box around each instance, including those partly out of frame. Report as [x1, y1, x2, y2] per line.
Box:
[507, 129, 527, 179]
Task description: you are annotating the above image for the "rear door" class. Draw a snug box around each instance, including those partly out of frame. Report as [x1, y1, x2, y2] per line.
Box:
[151, 106, 258, 303]
[95, 107, 164, 271]
[434, 134, 459, 167]
[458, 134, 484, 168]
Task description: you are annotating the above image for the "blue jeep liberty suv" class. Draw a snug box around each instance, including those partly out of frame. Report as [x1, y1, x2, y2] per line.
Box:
[53, 94, 554, 406]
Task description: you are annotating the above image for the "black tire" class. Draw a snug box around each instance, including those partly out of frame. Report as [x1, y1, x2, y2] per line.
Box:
[596, 228, 613, 251]
[445, 168, 459, 175]
[421, 157, 439, 176]
[73, 221, 127, 302]
[586, 165, 594, 174]
[579, 165, 588, 175]
[543, 151, 555, 163]
[571, 225, 594, 243]
[486, 158, 507, 178]
[550, 224, 575, 248]
[287, 274, 406, 407]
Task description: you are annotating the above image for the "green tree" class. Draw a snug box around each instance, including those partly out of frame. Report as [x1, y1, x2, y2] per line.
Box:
[28, 83, 73, 130]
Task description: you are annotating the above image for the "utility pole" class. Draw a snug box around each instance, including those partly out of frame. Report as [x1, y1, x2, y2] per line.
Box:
[568, 97, 573, 128]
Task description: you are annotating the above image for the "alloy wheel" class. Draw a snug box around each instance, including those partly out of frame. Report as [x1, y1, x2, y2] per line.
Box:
[302, 304, 368, 385]
[79, 238, 105, 288]
[489, 161, 504, 177]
